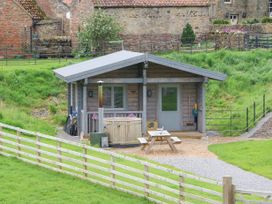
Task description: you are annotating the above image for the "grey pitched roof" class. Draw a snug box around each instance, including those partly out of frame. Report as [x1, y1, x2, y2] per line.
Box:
[54, 50, 227, 83]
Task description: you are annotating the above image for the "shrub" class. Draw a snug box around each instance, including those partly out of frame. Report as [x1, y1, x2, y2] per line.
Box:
[242, 18, 260, 25]
[261, 17, 272, 24]
[213, 19, 230, 25]
[78, 9, 122, 55]
[181, 23, 196, 44]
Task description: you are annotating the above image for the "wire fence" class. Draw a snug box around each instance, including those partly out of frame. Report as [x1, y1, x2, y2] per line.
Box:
[206, 94, 272, 136]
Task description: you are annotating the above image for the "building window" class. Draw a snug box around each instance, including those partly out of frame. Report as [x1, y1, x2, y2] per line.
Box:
[270, 0, 272, 17]
[103, 85, 125, 109]
[230, 14, 239, 25]
[224, 0, 231, 4]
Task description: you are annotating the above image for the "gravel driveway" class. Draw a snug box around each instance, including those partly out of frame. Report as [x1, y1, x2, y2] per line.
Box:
[151, 156, 272, 191]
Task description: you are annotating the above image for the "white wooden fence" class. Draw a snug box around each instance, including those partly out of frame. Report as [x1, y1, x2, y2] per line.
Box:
[0, 122, 271, 204]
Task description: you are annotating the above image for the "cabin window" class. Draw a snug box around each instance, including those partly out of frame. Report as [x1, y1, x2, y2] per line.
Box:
[103, 85, 125, 109]
[161, 87, 178, 111]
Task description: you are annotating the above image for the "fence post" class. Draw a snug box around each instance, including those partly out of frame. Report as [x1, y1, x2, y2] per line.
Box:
[144, 164, 149, 197]
[179, 175, 185, 203]
[57, 140, 62, 170]
[253, 102, 256, 125]
[5, 48, 8, 66]
[111, 155, 115, 187]
[0, 126, 2, 151]
[246, 107, 249, 132]
[16, 130, 21, 157]
[223, 176, 235, 204]
[263, 94, 266, 117]
[36, 133, 41, 163]
[83, 145, 88, 177]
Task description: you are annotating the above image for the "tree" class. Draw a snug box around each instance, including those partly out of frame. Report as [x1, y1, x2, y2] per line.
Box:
[78, 9, 122, 54]
[181, 23, 196, 44]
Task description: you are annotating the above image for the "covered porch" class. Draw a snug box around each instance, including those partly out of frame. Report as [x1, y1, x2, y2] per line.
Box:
[54, 50, 226, 142]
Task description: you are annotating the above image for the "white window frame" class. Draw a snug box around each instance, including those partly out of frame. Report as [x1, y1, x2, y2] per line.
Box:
[224, 0, 232, 4]
[102, 84, 127, 110]
[269, 0, 272, 17]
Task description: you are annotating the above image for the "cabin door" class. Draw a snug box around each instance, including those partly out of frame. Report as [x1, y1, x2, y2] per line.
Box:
[158, 85, 181, 131]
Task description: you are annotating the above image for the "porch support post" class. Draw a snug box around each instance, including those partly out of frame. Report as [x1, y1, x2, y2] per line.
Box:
[82, 79, 88, 136]
[200, 81, 206, 133]
[142, 62, 148, 135]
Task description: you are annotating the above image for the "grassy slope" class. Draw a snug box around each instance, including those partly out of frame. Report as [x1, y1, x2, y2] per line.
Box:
[161, 49, 272, 109]
[0, 59, 85, 135]
[0, 156, 152, 204]
[209, 140, 272, 179]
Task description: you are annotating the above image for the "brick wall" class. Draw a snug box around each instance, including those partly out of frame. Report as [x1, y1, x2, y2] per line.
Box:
[0, 0, 33, 56]
[70, 0, 94, 49]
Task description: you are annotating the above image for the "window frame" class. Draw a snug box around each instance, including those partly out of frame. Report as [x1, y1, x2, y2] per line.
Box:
[224, 0, 232, 4]
[102, 84, 127, 110]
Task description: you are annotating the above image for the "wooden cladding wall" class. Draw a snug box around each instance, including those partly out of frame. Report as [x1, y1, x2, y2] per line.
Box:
[181, 83, 198, 131]
[148, 63, 197, 78]
[147, 84, 158, 121]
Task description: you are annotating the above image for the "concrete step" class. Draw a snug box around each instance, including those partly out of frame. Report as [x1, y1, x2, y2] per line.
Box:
[170, 131, 203, 139]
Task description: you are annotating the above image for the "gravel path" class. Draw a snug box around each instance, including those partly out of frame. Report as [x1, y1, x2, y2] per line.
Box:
[151, 156, 272, 191]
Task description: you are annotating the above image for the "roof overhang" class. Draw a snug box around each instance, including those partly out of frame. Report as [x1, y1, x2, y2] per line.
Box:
[54, 50, 227, 83]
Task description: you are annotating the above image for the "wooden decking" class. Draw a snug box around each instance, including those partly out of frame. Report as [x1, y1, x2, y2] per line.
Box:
[170, 131, 203, 139]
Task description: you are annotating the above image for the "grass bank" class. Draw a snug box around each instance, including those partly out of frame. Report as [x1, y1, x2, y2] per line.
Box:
[0, 59, 86, 135]
[209, 140, 272, 179]
[0, 156, 152, 204]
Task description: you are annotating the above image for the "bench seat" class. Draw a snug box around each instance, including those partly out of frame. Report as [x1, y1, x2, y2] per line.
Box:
[170, 136, 182, 144]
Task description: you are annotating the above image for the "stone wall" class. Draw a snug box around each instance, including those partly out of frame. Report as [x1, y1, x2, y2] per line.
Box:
[212, 24, 272, 34]
[92, 6, 212, 52]
[215, 0, 269, 22]
[0, 0, 33, 56]
[35, 20, 64, 39]
[214, 32, 246, 49]
[36, 0, 70, 35]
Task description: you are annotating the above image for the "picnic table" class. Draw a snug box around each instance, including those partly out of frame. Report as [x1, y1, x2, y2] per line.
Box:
[145, 130, 178, 154]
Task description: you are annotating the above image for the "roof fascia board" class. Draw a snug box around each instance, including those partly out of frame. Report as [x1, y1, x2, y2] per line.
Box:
[147, 54, 227, 81]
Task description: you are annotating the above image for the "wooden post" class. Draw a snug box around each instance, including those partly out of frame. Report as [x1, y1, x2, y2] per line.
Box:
[142, 61, 148, 134]
[263, 94, 266, 117]
[179, 175, 185, 203]
[144, 164, 149, 197]
[82, 78, 88, 136]
[57, 141, 62, 170]
[246, 107, 249, 132]
[16, 130, 21, 157]
[223, 176, 235, 204]
[111, 155, 115, 187]
[36, 134, 41, 163]
[0, 126, 2, 152]
[83, 146, 88, 177]
[253, 102, 256, 125]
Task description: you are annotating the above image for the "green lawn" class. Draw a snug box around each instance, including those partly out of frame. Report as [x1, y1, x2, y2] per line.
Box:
[0, 155, 153, 204]
[209, 140, 272, 179]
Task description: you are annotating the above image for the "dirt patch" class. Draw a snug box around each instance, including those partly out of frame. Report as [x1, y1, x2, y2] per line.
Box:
[112, 136, 241, 159]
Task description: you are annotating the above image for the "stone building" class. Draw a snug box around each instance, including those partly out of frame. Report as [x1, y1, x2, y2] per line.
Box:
[70, 0, 214, 51]
[215, 0, 271, 25]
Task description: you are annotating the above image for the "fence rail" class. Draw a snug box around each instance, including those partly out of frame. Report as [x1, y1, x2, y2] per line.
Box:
[86, 111, 143, 133]
[0, 122, 224, 204]
[0, 122, 271, 203]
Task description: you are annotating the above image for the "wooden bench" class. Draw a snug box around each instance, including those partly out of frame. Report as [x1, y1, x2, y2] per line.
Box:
[170, 136, 182, 144]
[138, 137, 149, 150]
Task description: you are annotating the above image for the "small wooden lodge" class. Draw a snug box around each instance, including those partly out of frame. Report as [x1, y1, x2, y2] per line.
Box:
[54, 50, 226, 140]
